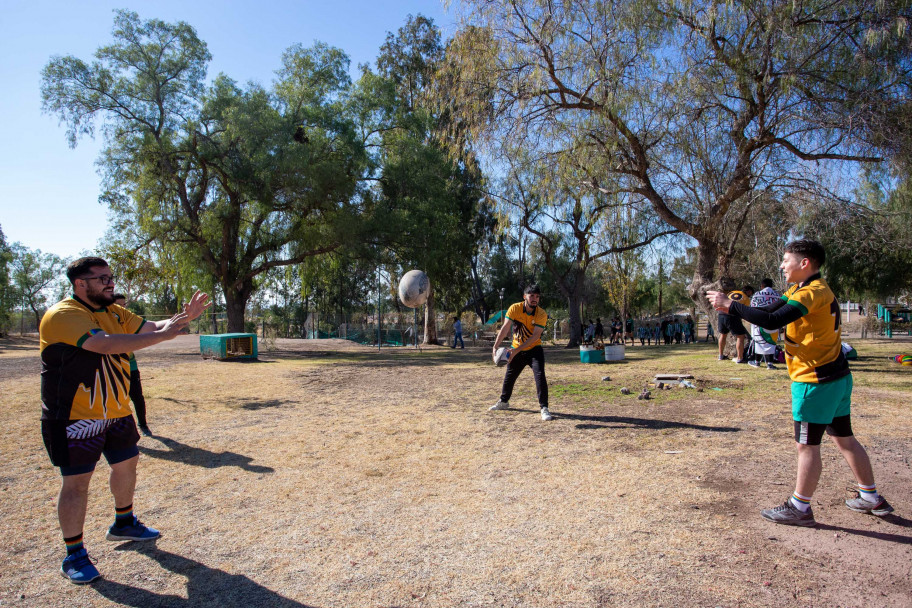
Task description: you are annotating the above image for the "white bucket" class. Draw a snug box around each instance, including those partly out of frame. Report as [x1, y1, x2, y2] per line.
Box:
[604, 344, 625, 361]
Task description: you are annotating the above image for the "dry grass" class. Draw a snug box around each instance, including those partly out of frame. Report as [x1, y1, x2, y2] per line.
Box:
[1, 335, 911, 607]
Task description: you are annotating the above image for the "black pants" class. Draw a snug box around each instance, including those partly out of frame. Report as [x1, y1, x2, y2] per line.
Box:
[499, 345, 548, 408]
[130, 369, 148, 427]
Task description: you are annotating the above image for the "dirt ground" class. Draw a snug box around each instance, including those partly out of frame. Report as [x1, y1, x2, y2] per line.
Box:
[1, 334, 910, 607]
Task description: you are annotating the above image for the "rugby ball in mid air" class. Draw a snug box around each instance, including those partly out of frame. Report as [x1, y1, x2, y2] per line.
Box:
[493, 347, 511, 367]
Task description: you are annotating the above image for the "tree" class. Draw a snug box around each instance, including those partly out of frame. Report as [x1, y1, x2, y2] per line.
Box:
[800, 173, 912, 301]
[42, 11, 367, 331]
[444, 0, 910, 326]
[363, 14, 496, 343]
[10, 244, 68, 331]
[495, 152, 676, 346]
[0, 227, 13, 335]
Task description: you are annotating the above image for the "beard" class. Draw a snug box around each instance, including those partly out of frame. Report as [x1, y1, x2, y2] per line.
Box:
[85, 284, 116, 307]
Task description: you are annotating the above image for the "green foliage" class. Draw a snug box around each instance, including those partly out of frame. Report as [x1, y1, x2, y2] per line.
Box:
[0, 227, 13, 334]
[42, 11, 368, 331]
[354, 14, 497, 340]
[444, 0, 912, 317]
[800, 174, 912, 301]
[9, 244, 68, 329]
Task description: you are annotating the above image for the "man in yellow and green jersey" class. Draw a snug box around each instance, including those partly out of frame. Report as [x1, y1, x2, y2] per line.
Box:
[489, 284, 552, 421]
[41, 256, 210, 584]
[708, 239, 893, 527]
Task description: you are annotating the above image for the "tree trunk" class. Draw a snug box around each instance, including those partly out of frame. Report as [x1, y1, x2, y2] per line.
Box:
[566, 290, 583, 347]
[224, 282, 253, 333]
[687, 239, 732, 352]
[470, 256, 489, 322]
[423, 286, 438, 344]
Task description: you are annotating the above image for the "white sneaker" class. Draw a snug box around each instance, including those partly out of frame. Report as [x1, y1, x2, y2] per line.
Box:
[489, 400, 509, 411]
[540, 407, 553, 421]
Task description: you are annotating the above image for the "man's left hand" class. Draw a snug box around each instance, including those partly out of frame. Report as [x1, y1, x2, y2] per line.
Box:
[183, 290, 212, 321]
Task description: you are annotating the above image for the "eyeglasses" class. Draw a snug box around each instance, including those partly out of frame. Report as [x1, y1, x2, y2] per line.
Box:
[80, 274, 116, 285]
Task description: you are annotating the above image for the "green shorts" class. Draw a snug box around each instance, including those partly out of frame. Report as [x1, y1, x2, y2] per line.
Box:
[791, 374, 852, 424]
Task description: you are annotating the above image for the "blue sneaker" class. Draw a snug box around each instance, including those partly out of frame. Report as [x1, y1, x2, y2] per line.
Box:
[61, 548, 100, 584]
[106, 516, 160, 541]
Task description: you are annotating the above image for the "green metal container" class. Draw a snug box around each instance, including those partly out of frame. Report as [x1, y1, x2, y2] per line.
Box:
[199, 333, 258, 360]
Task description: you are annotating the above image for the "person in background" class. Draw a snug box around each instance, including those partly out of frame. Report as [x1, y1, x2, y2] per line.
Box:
[451, 316, 464, 349]
[112, 294, 151, 436]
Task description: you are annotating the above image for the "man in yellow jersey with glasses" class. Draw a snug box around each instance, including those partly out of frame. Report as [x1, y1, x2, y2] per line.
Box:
[490, 284, 552, 421]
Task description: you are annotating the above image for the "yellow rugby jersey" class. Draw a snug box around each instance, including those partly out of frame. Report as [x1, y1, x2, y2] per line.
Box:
[40, 297, 146, 420]
[780, 274, 849, 384]
[506, 302, 547, 351]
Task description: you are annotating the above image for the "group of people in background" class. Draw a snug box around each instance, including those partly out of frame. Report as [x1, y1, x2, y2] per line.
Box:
[582, 315, 699, 346]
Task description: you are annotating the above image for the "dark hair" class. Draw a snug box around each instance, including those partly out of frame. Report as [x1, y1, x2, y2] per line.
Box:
[113, 293, 126, 301]
[742, 285, 754, 294]
[760, 278, 774, 288]
[66, 257, 109, 285]
[784, 239, 826, 268]
[523, 284, 541, 295]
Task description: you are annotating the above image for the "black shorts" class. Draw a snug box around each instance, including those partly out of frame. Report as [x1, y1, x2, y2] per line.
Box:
[718, 314, 748, 336]
[42, 416, 140, 476]
[794, 415, 854, 446]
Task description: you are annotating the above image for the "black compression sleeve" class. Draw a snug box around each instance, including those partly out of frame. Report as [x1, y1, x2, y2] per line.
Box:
[729, 300, 803, 330]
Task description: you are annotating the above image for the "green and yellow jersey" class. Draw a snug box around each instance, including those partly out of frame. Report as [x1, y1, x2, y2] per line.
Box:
[40, 297, 146, 421]
[506, 302, 547, 351]
[780, 275, 848, 384]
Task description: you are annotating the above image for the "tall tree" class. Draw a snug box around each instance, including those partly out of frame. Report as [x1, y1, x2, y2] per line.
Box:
[444, 0, 910, 325]
[0, 227, 13, 335]
[364, 14, 496, 343]
[497, 152, 676, 346]
[42, 11, 366, 331]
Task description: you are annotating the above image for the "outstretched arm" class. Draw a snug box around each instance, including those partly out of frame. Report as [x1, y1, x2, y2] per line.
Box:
[706, 291, 802, 330]
[141, 290, 212, 332]
[83, 312, 191, 354]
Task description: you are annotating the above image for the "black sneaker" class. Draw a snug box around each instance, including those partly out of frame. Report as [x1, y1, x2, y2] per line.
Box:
[139, 425, 152, 437]
[766, 363, 778, 370]
[760, 500, 816, 527]
[106, 516, 161, 541]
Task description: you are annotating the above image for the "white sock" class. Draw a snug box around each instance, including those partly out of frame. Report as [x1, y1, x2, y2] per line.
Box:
[858, 484, 880, 503]
[790, 493, 812, 512]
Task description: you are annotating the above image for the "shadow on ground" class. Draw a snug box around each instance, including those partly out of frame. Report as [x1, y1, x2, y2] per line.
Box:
[92, 544, 317, 607]
[498, 408, 741, 433]
[557, 411, 740, 433]
[816, 515, 912, 545]
[139, 436, 273, 473]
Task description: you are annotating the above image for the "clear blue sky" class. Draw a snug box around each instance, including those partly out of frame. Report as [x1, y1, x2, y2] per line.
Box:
[0, 0, 455, 259]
